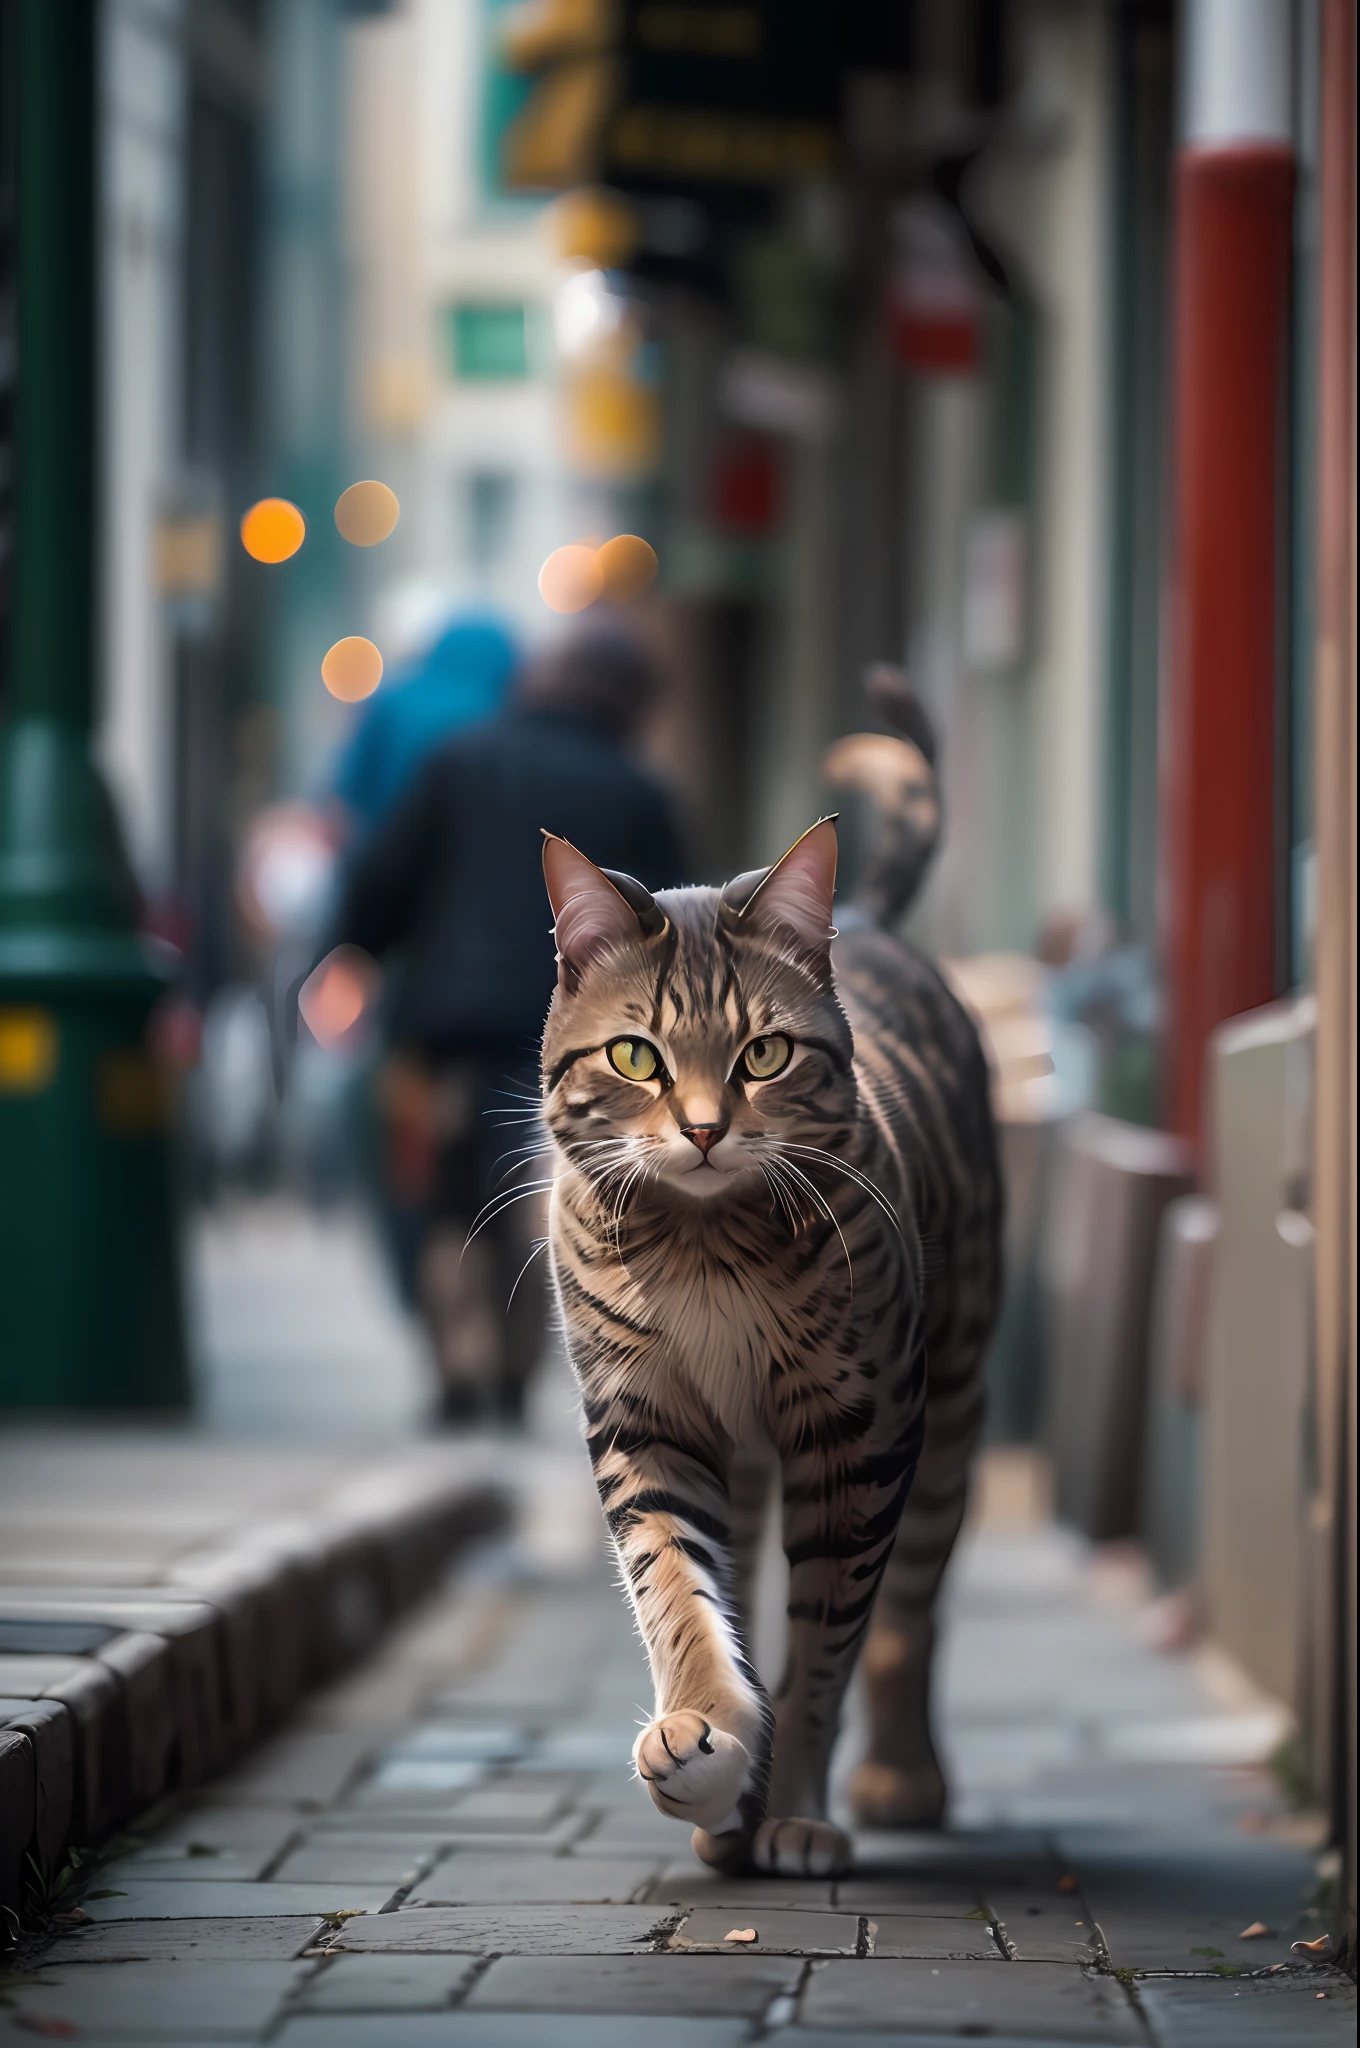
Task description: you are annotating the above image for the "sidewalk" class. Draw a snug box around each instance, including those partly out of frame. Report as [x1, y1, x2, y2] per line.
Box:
[0, 1205, 499, 1937]
[4, 1204, 1353, 2043]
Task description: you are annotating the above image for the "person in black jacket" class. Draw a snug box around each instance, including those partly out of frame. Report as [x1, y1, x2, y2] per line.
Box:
[335, 616, 686, 1422]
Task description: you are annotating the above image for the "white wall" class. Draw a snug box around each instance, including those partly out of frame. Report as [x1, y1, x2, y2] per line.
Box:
[978, 0, 1112, 930]
[97, 0, 185, 894]
[344, 0, 572, 651]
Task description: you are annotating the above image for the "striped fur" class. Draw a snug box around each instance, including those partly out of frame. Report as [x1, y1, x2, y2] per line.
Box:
[540, 802, 1001, 1877]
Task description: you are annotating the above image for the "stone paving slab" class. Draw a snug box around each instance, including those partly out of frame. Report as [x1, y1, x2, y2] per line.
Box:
[307, 1811, 590, 1852]
[989, 1889, 1100, 1962]
[46, 1917, 323, 1961]
[799, 1957, 1144, 2039]
[580, 1805, 697, 1853]
[1052, 1828, 1319, 1911]
[467, 1950, 804, 2015]
[842, 1828, 1060, 1880]
[865, 1914, 1005, 1959]
[1135, 1970, 1357, 2044]
[834, 1876, 987, 1916]
[668, 1907, 862, 1954]
[647, 1863, 836, 1909]
[428, 1778, 583, 1829]
[408, 1852, 660, 1903]
[77, 1881, 396, 1921]
[1091, 1903, 1301, 1973]
[272, 1835, 441, 1886]
[351, 1758, 487, 1805]
[430, 1682, 593, 1719]
[329, 1902, 676, 1953]
[786, 2036, 1124, 2048]
[102, 1846, 290, 1885]
[0, 1960, 305, 2040]
[293, 1952, 481, 2009]
[100, 1807, 304, 1884]
[272, 2016, 751, 2048]
[209, 1727, 379, 1810]
[384, 1723, 529, 1764]
[518, 1728, 642, 1770]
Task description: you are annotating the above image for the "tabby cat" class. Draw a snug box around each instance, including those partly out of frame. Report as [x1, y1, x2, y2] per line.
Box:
[539, 696, 1001, 1877]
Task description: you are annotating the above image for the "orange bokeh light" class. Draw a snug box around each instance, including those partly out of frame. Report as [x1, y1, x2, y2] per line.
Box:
[240, 497, 306, 563]
[538, 543, 605, 614]
[335, 479, 400, 547]
[298, 946, 381, 1048]
[597, 533, 658, 602]
[321, 636, 384, 701]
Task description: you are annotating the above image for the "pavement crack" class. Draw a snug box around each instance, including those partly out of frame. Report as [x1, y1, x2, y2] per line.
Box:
[755, 1960, 813, 2037]
[377, 1843, 442, 1913]
[645, 1907, 686, 1949]
[254, 1825, 305, 1883]
[449, 1954, 497, 2008]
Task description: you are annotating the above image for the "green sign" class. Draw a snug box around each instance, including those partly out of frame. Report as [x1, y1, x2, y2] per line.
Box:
[446, 302, 530, 381]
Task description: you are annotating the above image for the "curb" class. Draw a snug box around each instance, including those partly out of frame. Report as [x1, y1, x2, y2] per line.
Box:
[0, 1448, 504, 1918]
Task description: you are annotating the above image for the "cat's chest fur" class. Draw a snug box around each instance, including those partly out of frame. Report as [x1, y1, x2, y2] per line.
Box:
[586, 1199, 867, 1437]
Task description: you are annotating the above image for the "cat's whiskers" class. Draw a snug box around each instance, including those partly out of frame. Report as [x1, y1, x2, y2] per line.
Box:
[505, 1234, 550, 1310]
[770, 1139, 902, 1236]
[489, 1140, 555, 1189]
[761, 1151, 855, 1292]
[555, 1133, 656, 1254]
[609, 1166, 645, 1257]
[463, 1178, 558, 1254]
[560, 1136, 637, 1198]
[759, 1161, 801, 1233]
[760, 1154, 815, 1234]
[600, 1140, 663, 1256]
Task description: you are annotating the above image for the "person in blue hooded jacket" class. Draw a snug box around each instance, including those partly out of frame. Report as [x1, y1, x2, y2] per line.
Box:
[332, 615, 686, 1424]
[331, 609, 520, 833]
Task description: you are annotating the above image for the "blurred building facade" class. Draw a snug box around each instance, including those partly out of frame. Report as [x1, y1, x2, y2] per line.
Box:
[345, 0, 576, 640]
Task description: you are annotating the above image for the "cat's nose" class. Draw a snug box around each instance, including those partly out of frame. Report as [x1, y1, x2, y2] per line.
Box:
[681, 1122, 728, 1157]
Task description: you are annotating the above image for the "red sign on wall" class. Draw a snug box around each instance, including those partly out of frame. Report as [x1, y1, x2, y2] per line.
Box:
[888, 200, 983, 374]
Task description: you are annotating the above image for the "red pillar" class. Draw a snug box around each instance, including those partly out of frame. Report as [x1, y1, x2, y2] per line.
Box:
[1159, 140, 1295, 1147]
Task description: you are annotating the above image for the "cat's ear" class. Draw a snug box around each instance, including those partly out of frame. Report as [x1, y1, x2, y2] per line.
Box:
[727, 816, 838, 959]
[542, 832, 664, 991]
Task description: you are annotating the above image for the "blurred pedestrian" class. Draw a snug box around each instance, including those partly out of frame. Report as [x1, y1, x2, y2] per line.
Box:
[330, 609, 520, 836]
[333, 615, 686, 1422]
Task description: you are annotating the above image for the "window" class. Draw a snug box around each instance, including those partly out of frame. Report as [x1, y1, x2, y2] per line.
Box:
[446, 302, 529, 381]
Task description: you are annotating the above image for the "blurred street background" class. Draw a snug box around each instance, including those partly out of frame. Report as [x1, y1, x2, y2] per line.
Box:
[0, 0, 1356, 2022]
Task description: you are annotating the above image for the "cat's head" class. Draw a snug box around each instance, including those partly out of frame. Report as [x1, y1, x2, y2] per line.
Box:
[540, 819, 855, 1205]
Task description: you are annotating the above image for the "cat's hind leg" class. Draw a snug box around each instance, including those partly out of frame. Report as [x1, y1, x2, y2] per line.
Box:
[752, 1385, 924, 1878]
[724, 1435, 778, 1654]
[849, 1346, 984, 1829]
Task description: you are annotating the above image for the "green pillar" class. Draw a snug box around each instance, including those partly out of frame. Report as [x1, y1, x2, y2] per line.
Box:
[0, 0, 189, 1408]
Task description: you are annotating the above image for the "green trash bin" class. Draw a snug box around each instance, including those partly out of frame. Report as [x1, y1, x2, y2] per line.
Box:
[0, 0, 189, 1409]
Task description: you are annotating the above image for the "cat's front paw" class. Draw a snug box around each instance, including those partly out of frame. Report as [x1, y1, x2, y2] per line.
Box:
[633, 1711, 750, 1831]
[751, 1816, 852, 1877]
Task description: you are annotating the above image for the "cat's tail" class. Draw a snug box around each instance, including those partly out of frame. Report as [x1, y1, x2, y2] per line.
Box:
[822, 664, 941, 929]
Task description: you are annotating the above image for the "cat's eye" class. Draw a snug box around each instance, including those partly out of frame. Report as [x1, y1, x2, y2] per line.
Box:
[741, 1033, 792, 1081]
[607, 1037, 662, 1083]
